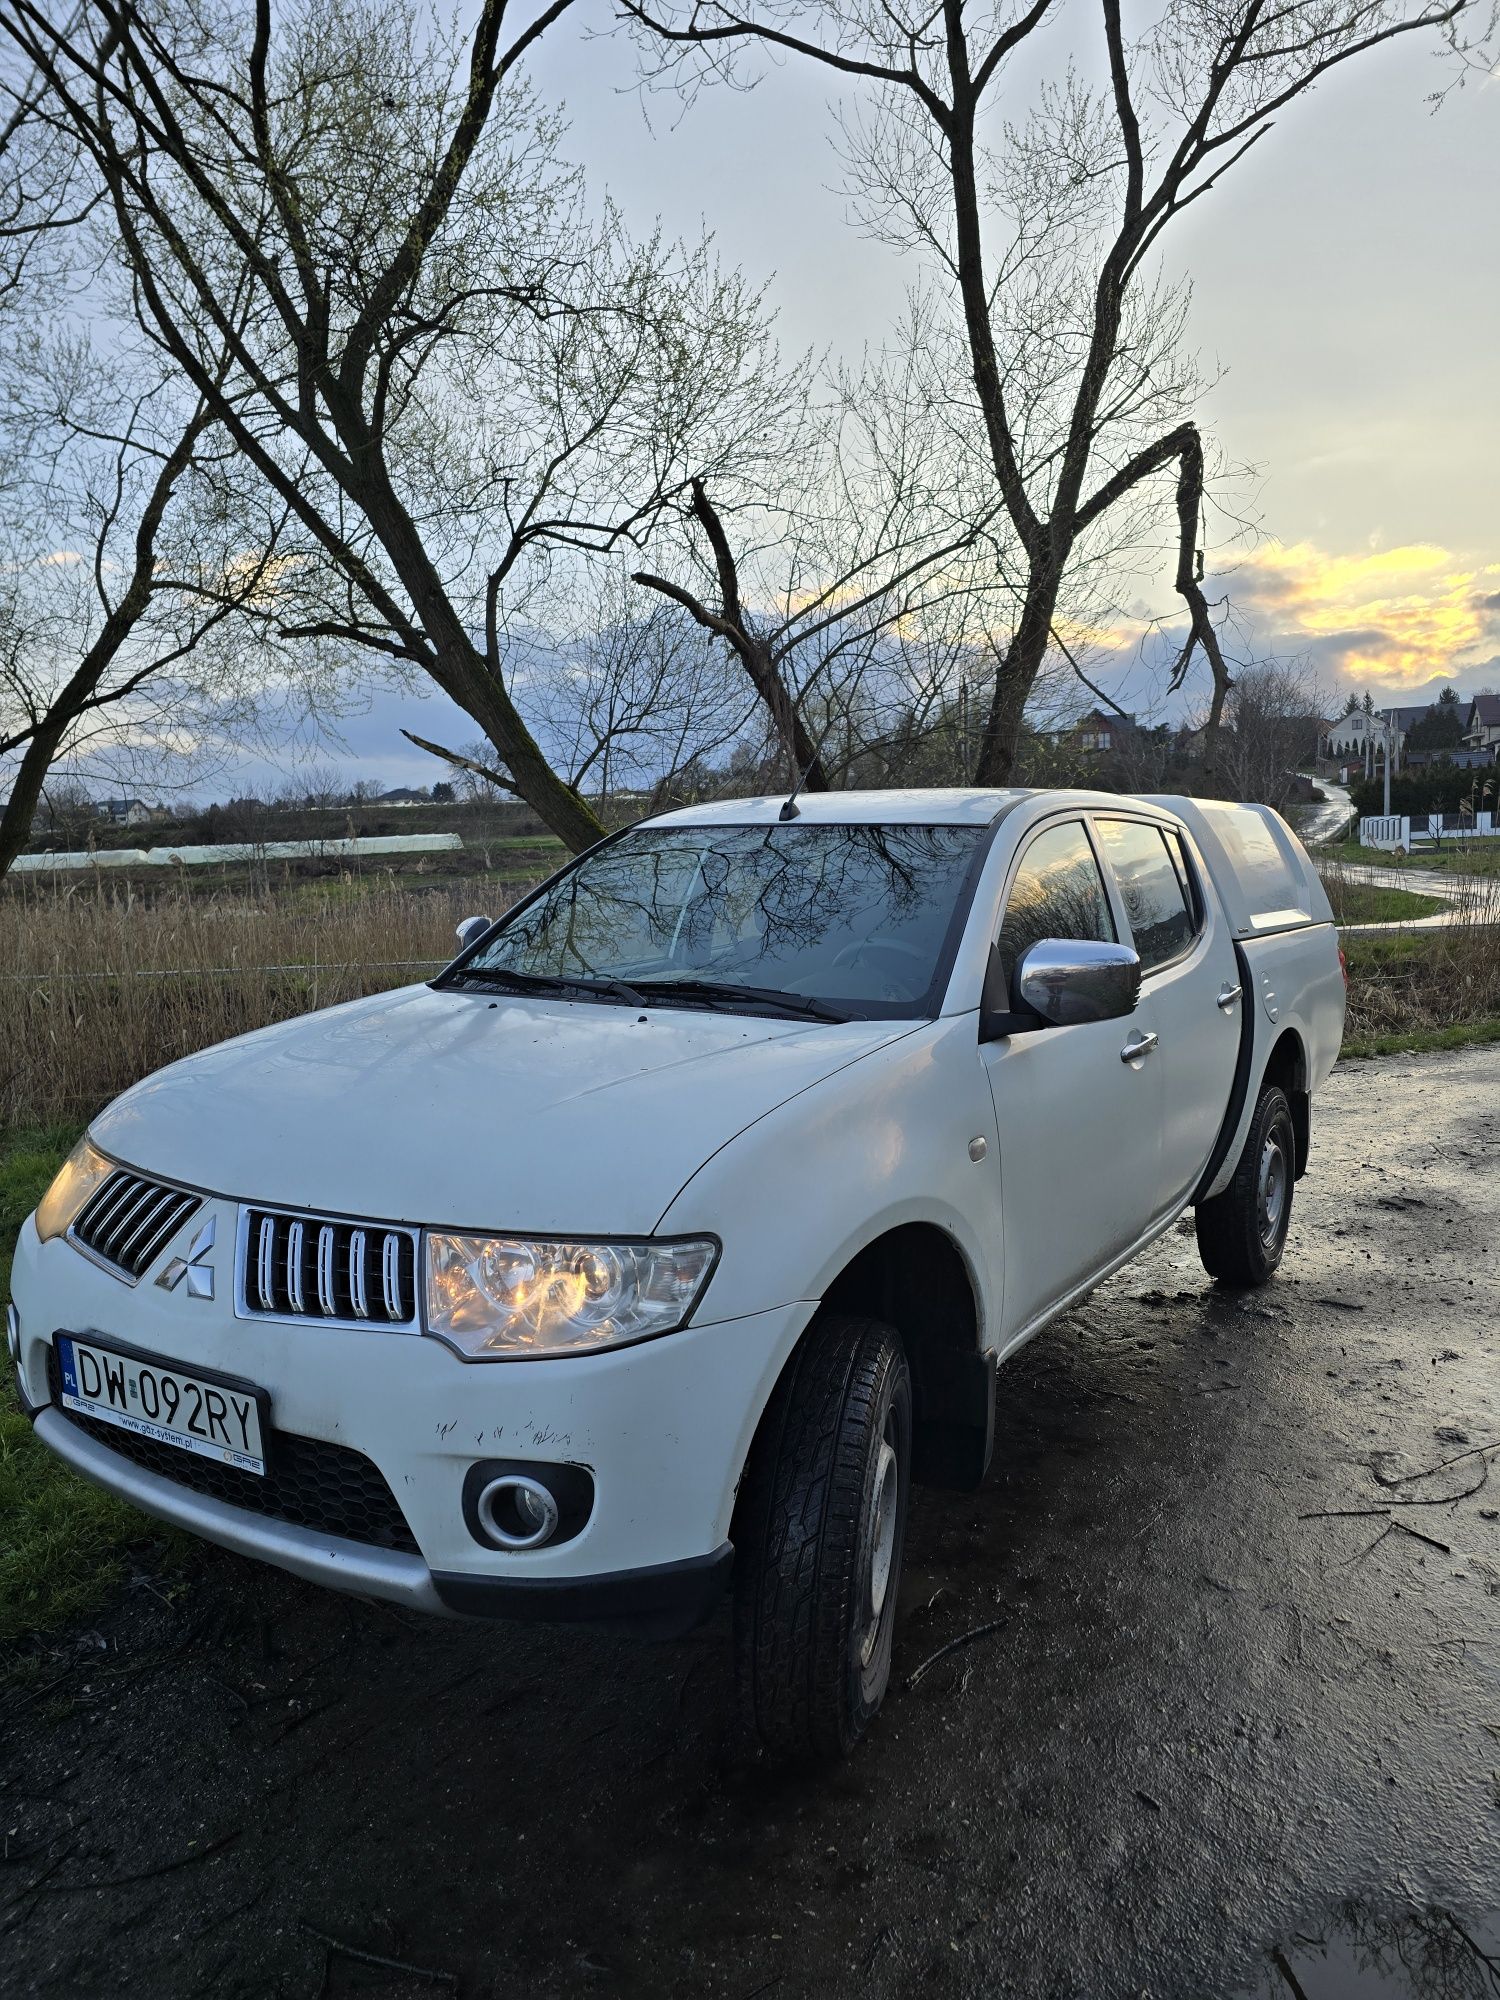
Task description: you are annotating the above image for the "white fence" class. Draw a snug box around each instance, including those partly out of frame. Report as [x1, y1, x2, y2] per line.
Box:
[1358, 813, 1495, 851]
[14, 832, 465, 872]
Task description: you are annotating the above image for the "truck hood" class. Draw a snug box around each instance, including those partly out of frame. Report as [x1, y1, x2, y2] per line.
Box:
[91, 984, 913, 1235]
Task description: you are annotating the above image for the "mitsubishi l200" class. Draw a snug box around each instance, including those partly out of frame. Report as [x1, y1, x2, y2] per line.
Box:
[10, 789, 1346, 1758]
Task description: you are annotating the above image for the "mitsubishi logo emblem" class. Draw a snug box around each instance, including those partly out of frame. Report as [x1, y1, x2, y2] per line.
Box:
[157, 1214, 216, 1299]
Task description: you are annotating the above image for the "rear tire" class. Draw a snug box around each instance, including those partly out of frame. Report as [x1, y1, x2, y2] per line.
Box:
[733, 1313, 911, 1763]
[1195, 1083, 1296, 1287]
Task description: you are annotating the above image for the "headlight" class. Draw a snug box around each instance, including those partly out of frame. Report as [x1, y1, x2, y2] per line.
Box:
[34, 1138, 114, 1244]
[423, 1233, 717, 1358]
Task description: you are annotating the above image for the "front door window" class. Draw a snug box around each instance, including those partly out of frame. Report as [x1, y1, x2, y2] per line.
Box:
[997, 820, 1116, 999]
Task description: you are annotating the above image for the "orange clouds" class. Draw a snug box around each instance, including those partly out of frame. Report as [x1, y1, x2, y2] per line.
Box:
[1221, 541, 1500, 686]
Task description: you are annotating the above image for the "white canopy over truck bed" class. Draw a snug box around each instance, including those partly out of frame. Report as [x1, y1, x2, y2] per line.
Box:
[1145, 797, 1334, 938]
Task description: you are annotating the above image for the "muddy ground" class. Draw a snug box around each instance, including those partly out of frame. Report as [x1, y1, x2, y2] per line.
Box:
[4, 1046, 1499, 2000]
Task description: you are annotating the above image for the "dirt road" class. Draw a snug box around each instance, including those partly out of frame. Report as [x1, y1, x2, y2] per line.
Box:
[5, 1048, 1499, 1999]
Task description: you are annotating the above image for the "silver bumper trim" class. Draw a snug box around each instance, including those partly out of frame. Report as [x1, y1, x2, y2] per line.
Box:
[31, 1408, 450, 1616]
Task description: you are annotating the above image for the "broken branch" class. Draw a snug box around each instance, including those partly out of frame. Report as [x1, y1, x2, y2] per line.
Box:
[904, 1616, 1009, 1691]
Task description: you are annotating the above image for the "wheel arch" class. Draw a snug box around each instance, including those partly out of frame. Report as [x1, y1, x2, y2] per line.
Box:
[737, 1224, 994, 1509]
[1261, 1026, 1311, 1177]
[1196, 990, 1313, 1205]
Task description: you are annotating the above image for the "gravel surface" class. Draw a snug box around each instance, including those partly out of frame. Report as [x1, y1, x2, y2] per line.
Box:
[4, 1047, 1499, 2000]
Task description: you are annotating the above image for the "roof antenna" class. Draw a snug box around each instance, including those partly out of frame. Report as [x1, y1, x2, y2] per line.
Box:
[778, 712, 840, 822]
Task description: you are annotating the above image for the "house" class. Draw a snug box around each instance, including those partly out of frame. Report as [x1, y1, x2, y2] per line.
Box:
[1385, 703, 1434, 739]
[1325, 711, 1407, 760]
[1463, 694, 1500, 757]
[1061, 707, 1135, 755]
[375, 786, 429, 806]
[95, 797, 161, 826]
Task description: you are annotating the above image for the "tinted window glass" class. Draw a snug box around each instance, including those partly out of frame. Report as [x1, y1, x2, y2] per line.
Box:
[467, 822, 985, 1018]
[997, 821, 1115, 993]
[1095, 819, 1195, 971]
[1163, 829, 1198, 918]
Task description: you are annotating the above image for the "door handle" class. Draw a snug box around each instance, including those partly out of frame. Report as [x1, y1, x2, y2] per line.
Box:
[1216, 982, 1242, 1012]
[1120, 1029, 1158, 1066]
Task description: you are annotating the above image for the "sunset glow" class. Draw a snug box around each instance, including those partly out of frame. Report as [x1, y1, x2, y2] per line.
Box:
[1222, 541, 1500, 686]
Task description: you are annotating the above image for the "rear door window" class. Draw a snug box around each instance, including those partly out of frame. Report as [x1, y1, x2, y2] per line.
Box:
[1094, 818, 1196, 973]
[997, 820, 1116, 992]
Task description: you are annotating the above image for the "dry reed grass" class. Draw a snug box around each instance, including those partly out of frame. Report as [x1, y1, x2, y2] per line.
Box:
[0, 873, 530, 1127]
[1332, 865, 1500, 1041]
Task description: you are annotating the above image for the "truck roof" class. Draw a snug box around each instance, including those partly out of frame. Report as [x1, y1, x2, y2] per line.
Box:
[647, 787, 1332, 938]
[646, 787, 1028, 826]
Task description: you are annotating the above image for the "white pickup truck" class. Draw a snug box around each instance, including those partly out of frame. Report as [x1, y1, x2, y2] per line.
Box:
[10, 788, 1345, 1758]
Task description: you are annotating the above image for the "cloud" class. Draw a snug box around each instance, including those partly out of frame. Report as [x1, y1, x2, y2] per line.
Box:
[1210, 541, 1500, 687]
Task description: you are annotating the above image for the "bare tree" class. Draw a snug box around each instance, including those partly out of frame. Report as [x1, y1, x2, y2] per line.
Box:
[631, 338, 1011, 789]
[0, 96, 292, 874]
[1212, 659, 1329, 813]
[624, 0, 1492, 782]
[5, 0, 796, 851]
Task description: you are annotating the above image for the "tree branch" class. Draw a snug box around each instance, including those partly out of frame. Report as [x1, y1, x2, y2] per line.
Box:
[400, 728, 521, 798]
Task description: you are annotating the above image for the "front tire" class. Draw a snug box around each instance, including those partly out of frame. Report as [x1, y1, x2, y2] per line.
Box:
[733, 1314, 912, 1763]
[1195, 1082, 1296, 1287]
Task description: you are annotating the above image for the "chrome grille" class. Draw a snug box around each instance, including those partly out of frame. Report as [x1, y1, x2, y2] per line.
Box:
[71, 1172, 202, 1282]
[239, 1207, 417, 1329]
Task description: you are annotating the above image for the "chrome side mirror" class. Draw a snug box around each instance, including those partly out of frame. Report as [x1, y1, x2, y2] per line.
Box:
[1015, 938, 1141, 1027]
[455, 914, 491, 952]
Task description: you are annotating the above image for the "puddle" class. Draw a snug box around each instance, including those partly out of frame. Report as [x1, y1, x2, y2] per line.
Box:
[1244, 1905, 1500, 1998]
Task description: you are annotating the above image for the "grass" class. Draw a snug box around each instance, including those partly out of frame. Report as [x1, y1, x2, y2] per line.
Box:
[1317, 877, 1446, 925]
[5, 836, 564, 907]
[1317, 835, 1500, 875]
[1341, 1017, 1500, 1059]
[0, 1123, 171, 1645]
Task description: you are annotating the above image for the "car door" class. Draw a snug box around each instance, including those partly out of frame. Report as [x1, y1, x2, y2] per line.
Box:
[1091, 815, 1242, 1210]
[978, 815, 1163, 1345]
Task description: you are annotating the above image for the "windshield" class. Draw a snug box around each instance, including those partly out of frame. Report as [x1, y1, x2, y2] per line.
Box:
[453, 822, 988, 1020]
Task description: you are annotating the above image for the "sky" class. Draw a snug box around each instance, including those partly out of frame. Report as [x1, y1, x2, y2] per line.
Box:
[525, 19, 1500, 707]
[132, 7, 1500, 797]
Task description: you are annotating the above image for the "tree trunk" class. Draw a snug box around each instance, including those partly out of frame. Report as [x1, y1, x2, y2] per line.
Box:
[746, 638, 829, 791]
[972, 558, 1061, 785]
[0, 716, 70, 878]
[459, 655, 606, 852]
[350, 469, 605, 851]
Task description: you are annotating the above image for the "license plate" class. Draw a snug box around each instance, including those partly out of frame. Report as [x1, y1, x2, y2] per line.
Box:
[56, 1335, 266, 1475]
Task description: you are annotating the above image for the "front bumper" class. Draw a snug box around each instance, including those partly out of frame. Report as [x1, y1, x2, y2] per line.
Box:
[11, 1210, 809, 1628]
[29, 1410, 732, 1630]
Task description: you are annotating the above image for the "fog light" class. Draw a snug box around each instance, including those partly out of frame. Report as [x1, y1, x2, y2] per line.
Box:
[6, 1304, 19, 1368]
[476, 1474, 560, 1550]
[461, 1458, 594, 1552]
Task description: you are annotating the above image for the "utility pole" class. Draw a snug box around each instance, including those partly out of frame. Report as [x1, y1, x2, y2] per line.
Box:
[1382, 711, 1392, 818]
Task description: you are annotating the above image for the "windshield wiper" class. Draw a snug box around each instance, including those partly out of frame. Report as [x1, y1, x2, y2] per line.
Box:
[630, 976, 853, 1023]
[450, 964, 647, 1006]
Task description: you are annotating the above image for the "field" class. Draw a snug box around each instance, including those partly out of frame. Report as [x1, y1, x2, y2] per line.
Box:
[1311, 850, 1500, 1053]
[1, 847, 1498, 1643]
[0, 862, 543, 1128]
